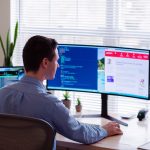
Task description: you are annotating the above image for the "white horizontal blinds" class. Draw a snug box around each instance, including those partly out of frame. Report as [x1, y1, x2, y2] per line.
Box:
[11, 0, 150, 114]
[54, 90, 150, 114]
[54, 91, 102, 112]
[50, 1, 77, 28]
[11, 0, 150, 63]
[109, 96, 150, 114]
[12, 0, 106, 65]
[52, 0, 106, 45]
[117, 0, 150, 48]
[20, 1, 50, 28]
[10, 0, 18, 38]
[11, 0, 21, 65]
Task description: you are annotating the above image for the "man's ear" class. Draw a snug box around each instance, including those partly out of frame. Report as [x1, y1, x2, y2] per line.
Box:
[41, 58, 49, 68]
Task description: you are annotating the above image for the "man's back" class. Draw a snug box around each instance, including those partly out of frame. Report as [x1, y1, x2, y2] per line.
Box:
[0, 75, 108, 144]
[0, 76, 57, 125]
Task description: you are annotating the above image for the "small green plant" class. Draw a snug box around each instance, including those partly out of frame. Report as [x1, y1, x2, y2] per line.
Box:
[62, 91, 71, 109]
[0, 21, 18, 66]
[63, 91, 70, 100]
[75, 97, 82, 112]
[76, 98, 81, 106]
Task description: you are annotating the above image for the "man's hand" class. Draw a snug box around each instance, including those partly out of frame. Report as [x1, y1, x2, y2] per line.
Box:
[102, 121, 123, 136]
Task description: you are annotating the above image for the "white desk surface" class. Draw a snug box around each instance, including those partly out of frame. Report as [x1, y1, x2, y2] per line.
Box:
[56, 113, 150, 150]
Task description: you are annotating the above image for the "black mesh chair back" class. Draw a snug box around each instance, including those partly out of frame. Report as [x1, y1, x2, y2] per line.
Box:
[0, 114, 56, 150]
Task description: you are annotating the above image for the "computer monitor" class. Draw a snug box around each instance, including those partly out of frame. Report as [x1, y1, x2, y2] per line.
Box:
[0, 66, 24, 88]
[47, 44, 150, 99]
[47, 44, 150, 126]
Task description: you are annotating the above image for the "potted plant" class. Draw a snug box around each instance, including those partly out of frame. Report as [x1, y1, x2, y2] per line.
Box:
[62, 91, 71, 109]
[0, 21, 18, 66]
[75, 97, 82, 112]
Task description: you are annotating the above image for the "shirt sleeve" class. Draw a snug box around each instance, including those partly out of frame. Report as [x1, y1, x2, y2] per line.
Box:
[45, 96, 108, 144]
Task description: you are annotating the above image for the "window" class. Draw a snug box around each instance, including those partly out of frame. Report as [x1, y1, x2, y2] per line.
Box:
[11, 0, 150, 114]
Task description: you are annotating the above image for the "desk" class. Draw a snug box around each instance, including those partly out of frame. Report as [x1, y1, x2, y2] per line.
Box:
[56, 115, 150, 150]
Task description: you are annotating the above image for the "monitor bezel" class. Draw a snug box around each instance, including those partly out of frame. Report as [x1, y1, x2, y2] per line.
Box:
[46, 44, 150, 100]
[0, 66, 24, 75]
[0, 66, 24, 85]
[0, 66, 24, 69]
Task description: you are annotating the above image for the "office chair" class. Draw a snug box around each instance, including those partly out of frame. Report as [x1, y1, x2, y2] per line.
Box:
[0, 113, 56, 150]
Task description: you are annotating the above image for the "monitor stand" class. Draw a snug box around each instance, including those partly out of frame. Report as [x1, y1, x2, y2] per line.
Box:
[76, 93, 128, 126]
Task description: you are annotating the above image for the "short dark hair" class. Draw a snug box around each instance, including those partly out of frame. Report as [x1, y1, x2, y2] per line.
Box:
[23, 35, 58, 72]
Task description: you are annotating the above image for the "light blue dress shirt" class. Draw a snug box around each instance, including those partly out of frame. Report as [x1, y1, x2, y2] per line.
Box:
[0, 76, 108, 149]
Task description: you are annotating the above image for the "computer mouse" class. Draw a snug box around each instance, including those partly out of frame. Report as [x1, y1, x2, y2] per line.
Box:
[137, 109, 148, 121]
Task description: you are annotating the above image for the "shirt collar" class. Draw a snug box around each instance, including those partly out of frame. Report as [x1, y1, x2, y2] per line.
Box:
[20, 75, 46, 91]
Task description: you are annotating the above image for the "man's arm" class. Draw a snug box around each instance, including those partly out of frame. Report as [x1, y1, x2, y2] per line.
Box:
[45, 96, 123, 144]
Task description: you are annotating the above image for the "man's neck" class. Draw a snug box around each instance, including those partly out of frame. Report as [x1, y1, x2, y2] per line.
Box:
[26, 71, 44, 82]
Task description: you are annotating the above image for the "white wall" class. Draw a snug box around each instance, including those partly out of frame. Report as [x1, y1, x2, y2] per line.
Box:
[0, 0, 10, 65]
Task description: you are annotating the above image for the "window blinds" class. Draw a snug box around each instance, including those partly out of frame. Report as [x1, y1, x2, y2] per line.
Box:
[11, 0, 150, 114]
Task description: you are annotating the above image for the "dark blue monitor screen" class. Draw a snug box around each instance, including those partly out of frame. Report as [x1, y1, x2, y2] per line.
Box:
[47, 44, 150, 100]
[0, 66, 24, 88]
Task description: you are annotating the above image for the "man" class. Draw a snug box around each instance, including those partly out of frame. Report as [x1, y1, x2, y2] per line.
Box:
[0, 35, 122, 149]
